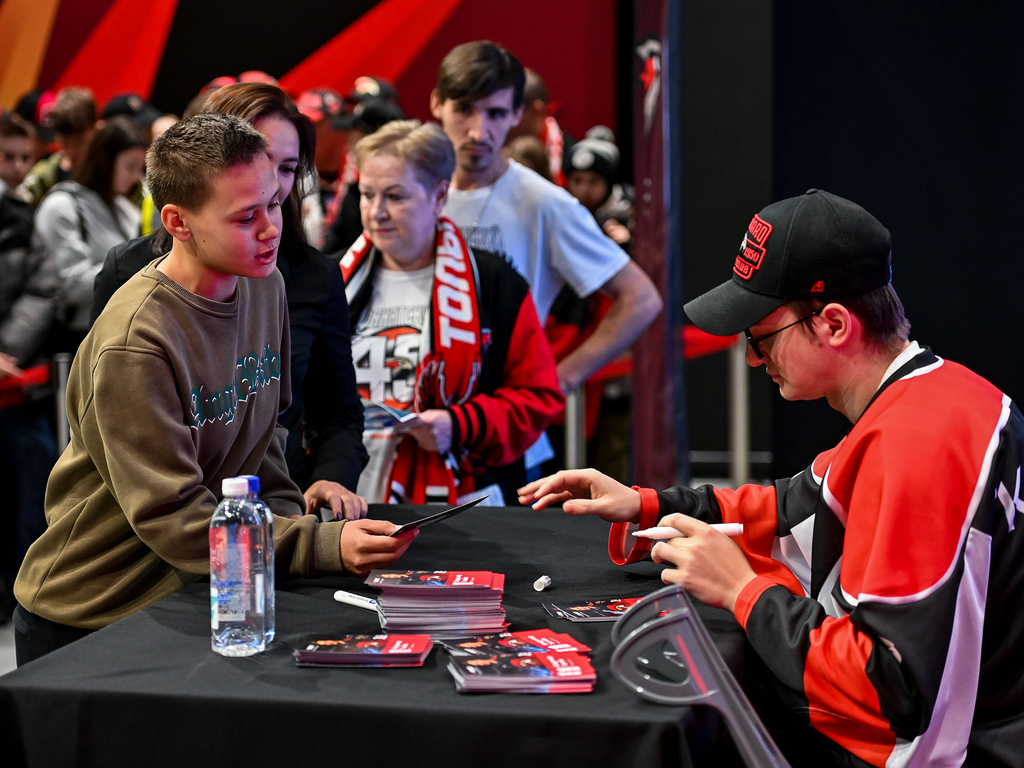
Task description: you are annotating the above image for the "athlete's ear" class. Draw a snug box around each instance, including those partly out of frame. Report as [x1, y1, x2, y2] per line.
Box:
[429, 90, 444, 121]
[820, 303, 853, 348]
[510, 104, 525, 128]
[160, 204, 192, 243]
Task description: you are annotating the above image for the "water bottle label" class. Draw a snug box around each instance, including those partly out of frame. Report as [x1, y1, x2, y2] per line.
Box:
[210, 527, 249, 622]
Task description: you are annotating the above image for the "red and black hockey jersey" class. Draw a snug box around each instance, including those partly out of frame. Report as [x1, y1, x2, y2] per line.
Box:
[617, 345, 1024, 766]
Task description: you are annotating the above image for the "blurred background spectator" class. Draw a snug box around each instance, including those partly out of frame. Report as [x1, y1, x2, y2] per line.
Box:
[34, 116, 147, 348]
[19, 87, 97, 208]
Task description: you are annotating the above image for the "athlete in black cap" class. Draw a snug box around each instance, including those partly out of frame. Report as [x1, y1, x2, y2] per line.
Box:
[520, 190, 1024, 767]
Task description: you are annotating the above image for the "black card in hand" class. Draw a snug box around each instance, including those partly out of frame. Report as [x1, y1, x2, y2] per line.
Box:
[389, 496, 488, 537]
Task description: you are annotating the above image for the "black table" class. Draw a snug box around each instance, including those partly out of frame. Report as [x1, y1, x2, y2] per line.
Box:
[0, 506, 749, 768]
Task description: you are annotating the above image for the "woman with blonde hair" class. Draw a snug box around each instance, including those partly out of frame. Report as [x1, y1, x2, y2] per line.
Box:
[341, 119, 563, 505]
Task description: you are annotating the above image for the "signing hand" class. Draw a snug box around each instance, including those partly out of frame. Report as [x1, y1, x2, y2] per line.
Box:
[304, 480, 368, 521]
[650, 513, 757, 613]
[408, 409, 452, 454]
[517, 468, 641, 523]
[339, 518, 419, 576]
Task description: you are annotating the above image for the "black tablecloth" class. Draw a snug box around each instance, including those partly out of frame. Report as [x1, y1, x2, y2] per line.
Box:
[0, 505, 749, 768]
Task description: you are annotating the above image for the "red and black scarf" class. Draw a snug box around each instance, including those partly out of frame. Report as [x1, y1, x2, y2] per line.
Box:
[341, 217, 482, 503]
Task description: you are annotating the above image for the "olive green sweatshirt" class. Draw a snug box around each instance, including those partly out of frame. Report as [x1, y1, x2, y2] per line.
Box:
[16, 260, 346, 629]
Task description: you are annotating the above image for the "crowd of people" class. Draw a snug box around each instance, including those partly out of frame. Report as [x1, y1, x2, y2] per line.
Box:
[1, 41, 659, 638]
[1, 37, 1021, 767]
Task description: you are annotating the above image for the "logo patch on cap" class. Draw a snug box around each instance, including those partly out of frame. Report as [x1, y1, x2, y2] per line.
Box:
[811, 281, 824, 293]
[733, 214, 772, 280]
[572, 148, 595, 170]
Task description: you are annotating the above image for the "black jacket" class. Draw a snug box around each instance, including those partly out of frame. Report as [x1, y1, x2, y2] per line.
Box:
[91, 231, 368, 490]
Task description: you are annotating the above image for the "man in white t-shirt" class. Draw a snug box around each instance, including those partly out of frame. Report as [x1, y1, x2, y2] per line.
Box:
[430, 41, 663, 395]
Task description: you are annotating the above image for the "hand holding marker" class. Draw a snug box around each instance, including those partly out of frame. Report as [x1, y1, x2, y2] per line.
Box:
[633, 523, 744, 539]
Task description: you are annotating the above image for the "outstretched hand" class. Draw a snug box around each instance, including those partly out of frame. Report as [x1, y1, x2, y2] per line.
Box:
[650, 513, 757, 613]
[340, 518, 418, 576]
[517, 468, 641, 524]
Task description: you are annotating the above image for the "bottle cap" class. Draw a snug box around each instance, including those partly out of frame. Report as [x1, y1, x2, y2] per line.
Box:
[237, 474, 260, 493]
[221, 477, 250, 497]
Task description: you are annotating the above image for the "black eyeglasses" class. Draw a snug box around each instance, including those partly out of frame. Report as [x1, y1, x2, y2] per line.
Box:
[744, 309, 822, 360]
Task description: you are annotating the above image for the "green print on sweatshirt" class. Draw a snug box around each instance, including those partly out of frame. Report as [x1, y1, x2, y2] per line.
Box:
[190, 344, 282, 428]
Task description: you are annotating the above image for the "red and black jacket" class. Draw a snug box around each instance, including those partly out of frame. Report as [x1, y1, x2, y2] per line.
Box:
[616, 347, 1024, 767]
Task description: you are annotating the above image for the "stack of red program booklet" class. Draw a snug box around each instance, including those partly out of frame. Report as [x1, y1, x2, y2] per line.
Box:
[293, 634, 433, 667]
[365, 570, 508, 635]
[440, 628, 596, 693]
[447, 650, 596, 693]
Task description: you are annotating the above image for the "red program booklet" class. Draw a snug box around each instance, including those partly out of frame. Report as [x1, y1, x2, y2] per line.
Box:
[439, 628, 591, 657]
[447, 651, 596, 693]
[293, 634, 433, 667]
[542, 597, 643, 622]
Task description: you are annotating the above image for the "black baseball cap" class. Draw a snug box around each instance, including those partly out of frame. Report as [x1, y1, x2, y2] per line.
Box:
[684, 189, 892, 336]
[296, 88, 343, 122]
[15, 89, 57, 142]
[345, 76, 399, 105]
[103, 93, 162, 129]
[331, 99, 406, 133]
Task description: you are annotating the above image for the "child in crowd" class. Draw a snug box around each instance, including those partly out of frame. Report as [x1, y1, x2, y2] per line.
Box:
[563, 127, 634, 250]
[13, 114, 415, 665]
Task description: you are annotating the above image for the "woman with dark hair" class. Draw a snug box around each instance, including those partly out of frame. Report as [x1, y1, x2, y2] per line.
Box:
[91, 83, 369, 520]
[35, 115, 147, 343]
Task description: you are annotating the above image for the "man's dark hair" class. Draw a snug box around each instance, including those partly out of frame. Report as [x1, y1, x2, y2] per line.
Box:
[0, 113, 34, 141]
[49, 87, 97, 135]
[436, 41, 526, 109]
[790, 283, 912, 353]
[522, 68, 549, 105]
[146, 113, 267, 211]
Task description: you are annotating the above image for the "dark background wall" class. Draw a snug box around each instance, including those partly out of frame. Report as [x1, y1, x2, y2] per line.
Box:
[682, 0, 1024, 478]
[679, 0, 776, 478]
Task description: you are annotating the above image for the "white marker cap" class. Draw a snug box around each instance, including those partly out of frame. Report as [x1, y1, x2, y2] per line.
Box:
[533, 575, 552, 592]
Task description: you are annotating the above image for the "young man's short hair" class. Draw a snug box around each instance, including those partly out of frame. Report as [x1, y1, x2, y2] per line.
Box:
[146, 113, 268, 211]
[436, 41, 526, 109]
[0, 113, 35, 141]
[790, 283, 912, 353]
[48, 87, 97, 135]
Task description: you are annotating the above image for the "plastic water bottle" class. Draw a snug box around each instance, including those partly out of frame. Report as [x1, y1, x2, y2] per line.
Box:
[209, 477, 266, 656]
[238, 474, 275, 643]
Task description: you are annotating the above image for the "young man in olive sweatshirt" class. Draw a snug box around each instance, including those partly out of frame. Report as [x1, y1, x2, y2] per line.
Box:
[14, 114, 415, 665]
